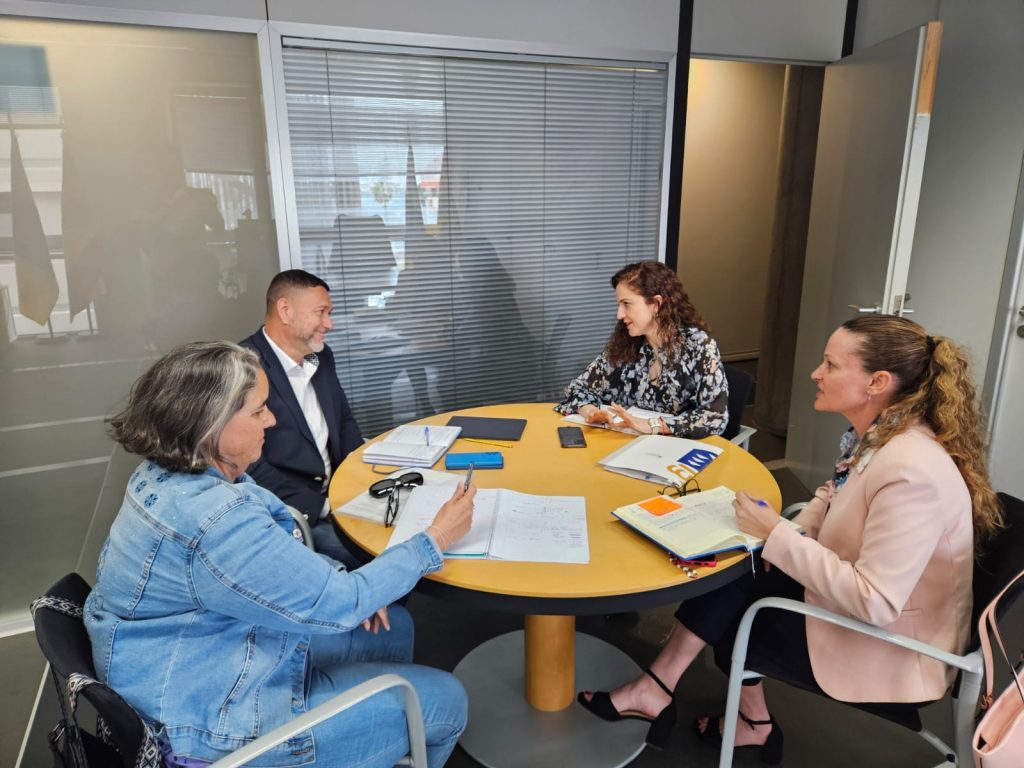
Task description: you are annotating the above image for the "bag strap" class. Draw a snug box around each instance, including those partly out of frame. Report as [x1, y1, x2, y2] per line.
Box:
[978, 569, 1024, 707]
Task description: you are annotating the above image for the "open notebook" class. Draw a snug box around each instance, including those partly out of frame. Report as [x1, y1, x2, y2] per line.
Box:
[612, 486, 800, 560]
[386, 485, 589, 563]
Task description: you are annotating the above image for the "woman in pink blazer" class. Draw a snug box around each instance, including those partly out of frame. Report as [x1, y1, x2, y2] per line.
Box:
[578, 316, 1003, 763]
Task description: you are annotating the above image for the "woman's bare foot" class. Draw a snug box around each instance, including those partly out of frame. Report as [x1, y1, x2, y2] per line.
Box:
[580, 671, 672, 720]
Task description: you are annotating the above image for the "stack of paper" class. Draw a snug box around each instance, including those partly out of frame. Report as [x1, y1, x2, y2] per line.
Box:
[362, 424, 462, 467]
[598, 434, 722, 488]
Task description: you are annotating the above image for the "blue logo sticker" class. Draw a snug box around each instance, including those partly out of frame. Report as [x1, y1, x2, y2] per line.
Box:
[677, 449, 717, 472]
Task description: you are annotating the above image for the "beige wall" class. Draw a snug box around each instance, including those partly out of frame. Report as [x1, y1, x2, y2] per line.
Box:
[677, 59, 786, 359]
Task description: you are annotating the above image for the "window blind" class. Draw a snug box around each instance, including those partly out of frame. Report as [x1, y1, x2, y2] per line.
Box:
[281, 42, 667, 436]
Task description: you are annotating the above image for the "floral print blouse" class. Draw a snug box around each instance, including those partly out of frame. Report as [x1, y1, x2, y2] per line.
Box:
[554, 326, 729, 438]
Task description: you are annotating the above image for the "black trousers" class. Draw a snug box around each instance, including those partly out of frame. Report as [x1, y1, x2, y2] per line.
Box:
[675, 563, 930, 727]
[675, 561, 824, 694]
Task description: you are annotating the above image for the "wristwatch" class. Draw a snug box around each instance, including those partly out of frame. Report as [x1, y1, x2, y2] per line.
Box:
[648, 417, 661, 435]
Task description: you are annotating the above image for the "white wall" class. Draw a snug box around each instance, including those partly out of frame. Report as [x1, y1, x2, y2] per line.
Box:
[854, 0, 1024, 388]
[692, 0, 846, 62]
[268, 0, 679, 59]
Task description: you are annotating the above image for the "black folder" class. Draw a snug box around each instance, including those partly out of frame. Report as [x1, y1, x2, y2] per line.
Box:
[445, 415, 527, 441]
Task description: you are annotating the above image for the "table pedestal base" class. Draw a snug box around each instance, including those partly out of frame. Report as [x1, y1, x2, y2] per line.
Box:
[454, 630, 648, 768]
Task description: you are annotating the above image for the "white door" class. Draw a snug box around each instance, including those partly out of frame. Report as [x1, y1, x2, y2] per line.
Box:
[785, 22, 942, 489]
[987, 222, 1024, 499]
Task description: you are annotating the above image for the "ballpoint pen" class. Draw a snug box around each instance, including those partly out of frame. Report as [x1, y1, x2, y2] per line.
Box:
[423, 426, 430, 446]
[463, 438, 514, 448]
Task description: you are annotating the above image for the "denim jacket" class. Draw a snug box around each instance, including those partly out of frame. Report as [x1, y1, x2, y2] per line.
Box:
[85, 460, 444, 766]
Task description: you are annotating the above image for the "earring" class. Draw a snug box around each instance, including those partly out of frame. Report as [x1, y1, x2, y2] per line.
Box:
[866, 390, 873, 401]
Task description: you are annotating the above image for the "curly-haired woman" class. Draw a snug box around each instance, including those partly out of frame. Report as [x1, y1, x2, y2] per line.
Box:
[577, 316, 1002, 763]
[554, 260, 728, 438]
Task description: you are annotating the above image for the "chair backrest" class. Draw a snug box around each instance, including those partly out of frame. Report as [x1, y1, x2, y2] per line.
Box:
[722, 364, 754, 441]
[972, 492, 1024, 642]
[33, 573, 149, 768]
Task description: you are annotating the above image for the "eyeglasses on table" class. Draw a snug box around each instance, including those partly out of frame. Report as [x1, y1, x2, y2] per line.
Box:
[368, 472, 425, 527]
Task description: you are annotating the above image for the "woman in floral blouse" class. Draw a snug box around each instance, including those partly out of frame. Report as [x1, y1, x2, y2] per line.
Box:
[555, 261, 728, 438]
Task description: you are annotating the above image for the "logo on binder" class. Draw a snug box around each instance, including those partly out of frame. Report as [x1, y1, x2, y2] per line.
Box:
[664, 448, 718, 485]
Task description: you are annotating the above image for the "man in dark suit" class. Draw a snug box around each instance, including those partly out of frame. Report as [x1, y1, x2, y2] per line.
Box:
[241, 270, 363, 565]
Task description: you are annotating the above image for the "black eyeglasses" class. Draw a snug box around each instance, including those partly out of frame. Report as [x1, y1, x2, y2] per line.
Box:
[368, 472, 425, 527]
[660, 477, 701, 498]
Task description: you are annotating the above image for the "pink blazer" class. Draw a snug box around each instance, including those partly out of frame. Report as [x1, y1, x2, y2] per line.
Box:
[762, 423, 973, 703]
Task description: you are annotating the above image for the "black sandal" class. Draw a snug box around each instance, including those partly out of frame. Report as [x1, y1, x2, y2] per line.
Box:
[695, 710, 784, 765]
[577, 667, 678, 749]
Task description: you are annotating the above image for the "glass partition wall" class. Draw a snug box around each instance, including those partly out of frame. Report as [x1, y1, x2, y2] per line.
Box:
[0, 19, 279, 762]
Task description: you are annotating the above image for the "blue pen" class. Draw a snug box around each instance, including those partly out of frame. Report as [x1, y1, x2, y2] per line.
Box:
[423, 426, 430, 446]
[757, 499, 769, 507]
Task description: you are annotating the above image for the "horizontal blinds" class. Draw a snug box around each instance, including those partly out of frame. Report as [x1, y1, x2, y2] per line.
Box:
[282, 43, 666, 436]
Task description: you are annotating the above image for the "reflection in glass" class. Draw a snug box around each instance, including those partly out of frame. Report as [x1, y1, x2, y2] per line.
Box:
[0, 19, 279, 621]
[282, 45, 666, 437]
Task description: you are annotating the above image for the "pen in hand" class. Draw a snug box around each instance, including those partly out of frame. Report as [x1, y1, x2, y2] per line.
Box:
[464, 464, 475, 491]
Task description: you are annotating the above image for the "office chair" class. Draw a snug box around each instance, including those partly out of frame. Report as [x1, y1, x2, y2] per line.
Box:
[722, 364, 757, 450]
[32, 573, 428, 768]
[718, 492, 1024, 767]
[331, 214, 398, 310]
[287, 504, 316, 550]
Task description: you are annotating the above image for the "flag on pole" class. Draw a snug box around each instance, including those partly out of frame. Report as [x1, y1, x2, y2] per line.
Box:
[60, 130, 104, 318]
[11, 129, 58, 325]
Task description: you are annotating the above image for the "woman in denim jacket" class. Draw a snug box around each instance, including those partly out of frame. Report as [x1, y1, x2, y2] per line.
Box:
[85, 341, 475, 767]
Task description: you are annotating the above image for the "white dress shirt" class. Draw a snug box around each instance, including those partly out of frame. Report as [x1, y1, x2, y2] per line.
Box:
[262, 329, 332, 516]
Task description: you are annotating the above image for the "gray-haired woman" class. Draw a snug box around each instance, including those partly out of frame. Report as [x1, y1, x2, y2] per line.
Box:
[86, 341, 474, 767]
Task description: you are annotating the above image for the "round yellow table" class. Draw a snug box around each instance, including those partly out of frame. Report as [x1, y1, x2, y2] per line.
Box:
[330, 403, 781, 767]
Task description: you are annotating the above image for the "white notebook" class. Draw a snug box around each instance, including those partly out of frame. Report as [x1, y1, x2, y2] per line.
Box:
[362, 425, 461, 468]
[598, 434, 723, 488]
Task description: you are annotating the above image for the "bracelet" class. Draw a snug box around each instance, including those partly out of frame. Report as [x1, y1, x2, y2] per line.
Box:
[426, 525, 451, 552]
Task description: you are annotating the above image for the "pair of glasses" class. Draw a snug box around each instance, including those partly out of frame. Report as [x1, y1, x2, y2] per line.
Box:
[660, 477, 701, 498]
[368, 472, 424, 527]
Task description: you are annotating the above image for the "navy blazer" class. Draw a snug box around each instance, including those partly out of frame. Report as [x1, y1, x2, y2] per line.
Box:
[240, 329, 363, 523]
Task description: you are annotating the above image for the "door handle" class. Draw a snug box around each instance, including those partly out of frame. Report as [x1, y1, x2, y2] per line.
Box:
[848, 304, 881, 314]
[894, 293, 914, 317]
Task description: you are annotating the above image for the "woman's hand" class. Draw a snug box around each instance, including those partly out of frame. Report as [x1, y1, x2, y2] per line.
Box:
[579, 404, 612, 425]
[362, 606, 390, 634]
[608, 403, 658, 434]
[733, 491, 781, 540]
[427, 482, 476, 551]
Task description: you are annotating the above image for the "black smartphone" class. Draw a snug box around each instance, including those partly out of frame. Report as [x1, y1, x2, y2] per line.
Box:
[557, 425, 587, 448]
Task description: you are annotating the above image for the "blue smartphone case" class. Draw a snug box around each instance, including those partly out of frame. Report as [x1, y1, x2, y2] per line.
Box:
[444, 451, 504, 469]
